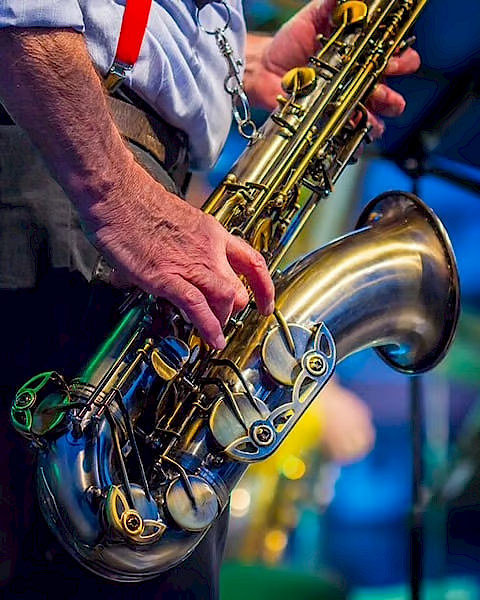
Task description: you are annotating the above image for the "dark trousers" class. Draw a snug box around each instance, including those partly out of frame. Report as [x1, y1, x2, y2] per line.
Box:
[0, 120, 227, 598]
[0, 270, 229, 599]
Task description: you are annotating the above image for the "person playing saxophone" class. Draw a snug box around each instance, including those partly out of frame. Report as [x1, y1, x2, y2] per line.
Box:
[0, 0, 419, 597]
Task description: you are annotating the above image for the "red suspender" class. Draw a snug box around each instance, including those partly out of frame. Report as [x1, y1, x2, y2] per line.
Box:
[104, 0, 153, 92]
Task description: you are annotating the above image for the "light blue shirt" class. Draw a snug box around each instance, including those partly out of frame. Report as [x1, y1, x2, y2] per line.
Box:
[0, 0, 247, 169]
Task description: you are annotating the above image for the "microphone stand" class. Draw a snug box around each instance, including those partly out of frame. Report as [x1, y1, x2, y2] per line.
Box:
[410, 374, 424, 600]
[375, 70, 480, 598]
[400, 135, 456, 600]
[393, 139, 428, 600]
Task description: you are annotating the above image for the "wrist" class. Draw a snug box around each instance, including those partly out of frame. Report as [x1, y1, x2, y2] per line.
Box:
[75, 155, 153, 242]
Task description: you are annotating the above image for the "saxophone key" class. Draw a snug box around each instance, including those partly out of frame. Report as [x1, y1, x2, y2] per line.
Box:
[165, 475, 219, 532]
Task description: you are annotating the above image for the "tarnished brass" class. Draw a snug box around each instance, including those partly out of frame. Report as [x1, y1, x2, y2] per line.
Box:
[281, 67, 317, 97]
[333, 1, 369, 27]
[251, 218, 273, 253]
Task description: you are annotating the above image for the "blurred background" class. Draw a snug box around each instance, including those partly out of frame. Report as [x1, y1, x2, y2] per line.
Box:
[193, 1, 480, 598]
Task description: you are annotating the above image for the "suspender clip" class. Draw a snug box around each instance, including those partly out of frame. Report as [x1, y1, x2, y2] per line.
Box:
[105, 61, 134, 93]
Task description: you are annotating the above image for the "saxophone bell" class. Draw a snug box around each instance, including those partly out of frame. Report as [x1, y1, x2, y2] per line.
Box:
[355, 190, 459, 373]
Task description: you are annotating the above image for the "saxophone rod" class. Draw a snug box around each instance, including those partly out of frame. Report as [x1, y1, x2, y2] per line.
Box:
[238, 0, 427, 235]
[281, 0, 428, 199]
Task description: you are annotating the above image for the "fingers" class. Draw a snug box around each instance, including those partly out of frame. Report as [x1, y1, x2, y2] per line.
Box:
[367, 83, 406, 118]
[153, 267, 249, 349]
[149, 238, 271, 350]
[384, 47, 421, 77]
[161, 275, 228, 350]
[159, 252, 265, 350]
[230, 275, 251, 316]
[366, 48, 421, 124]
[95, 181, 275, 349]
[366, 110, 385, 140]
[226, 234, 275, 316]
[206, 272, 249, 330]
[169, 233, 274, 349]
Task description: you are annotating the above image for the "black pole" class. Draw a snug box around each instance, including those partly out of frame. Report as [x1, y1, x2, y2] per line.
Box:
[408, 162, 425, 600]
[410, 374, 424, 600]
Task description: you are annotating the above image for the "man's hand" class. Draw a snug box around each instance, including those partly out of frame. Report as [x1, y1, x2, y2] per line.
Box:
[244, 0, 421, 136]
[89, 164, 275, 350]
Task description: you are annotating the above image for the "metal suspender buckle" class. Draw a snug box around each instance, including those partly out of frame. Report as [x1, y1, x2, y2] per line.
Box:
[104, 0, 153, 92]
[105, 61, 134, 93]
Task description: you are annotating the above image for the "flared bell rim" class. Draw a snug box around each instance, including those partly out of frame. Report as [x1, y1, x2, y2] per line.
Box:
[355, 190, 461, 375]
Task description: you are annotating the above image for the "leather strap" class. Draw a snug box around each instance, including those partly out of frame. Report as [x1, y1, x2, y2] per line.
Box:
[108, 95, 165, 163]
[107, 94, 191, 193]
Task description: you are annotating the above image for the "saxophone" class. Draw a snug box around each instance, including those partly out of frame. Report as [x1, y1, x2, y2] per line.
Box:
[11, 0, 459, 582]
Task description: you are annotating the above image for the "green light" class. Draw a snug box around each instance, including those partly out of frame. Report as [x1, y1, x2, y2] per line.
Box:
[80, 305, 145, 383]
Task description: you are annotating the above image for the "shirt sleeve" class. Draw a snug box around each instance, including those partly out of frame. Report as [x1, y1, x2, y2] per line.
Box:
[0, 0, 85, 31]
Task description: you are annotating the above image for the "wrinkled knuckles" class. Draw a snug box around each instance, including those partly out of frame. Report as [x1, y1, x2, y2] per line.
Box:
[232, 287, 250, 313]
[212, 292, 236, 315]
[248, 248, 269, 272]
[183, 285, 210, 310]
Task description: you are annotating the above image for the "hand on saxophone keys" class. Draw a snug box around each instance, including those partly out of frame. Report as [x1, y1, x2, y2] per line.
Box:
[244, 0, 421, 139]
[88, 167, 275, 351]
[93, 0, 421, 355]
[367, 46, 422, 138]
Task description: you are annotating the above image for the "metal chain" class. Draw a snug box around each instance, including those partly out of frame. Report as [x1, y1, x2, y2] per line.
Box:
[196, 1, 258, 141]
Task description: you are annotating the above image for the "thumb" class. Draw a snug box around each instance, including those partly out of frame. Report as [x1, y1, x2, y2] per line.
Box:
[266, 0, 338, 75]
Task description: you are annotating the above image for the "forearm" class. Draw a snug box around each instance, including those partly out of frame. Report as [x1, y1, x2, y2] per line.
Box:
[0, 27, 140, 230]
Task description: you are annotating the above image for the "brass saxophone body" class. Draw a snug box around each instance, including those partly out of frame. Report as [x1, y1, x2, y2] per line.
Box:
[12, 0, 459, 582]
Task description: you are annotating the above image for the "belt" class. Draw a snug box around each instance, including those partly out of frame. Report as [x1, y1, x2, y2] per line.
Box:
[1, 92, 191, 193]
[108, 87, 191, 193]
